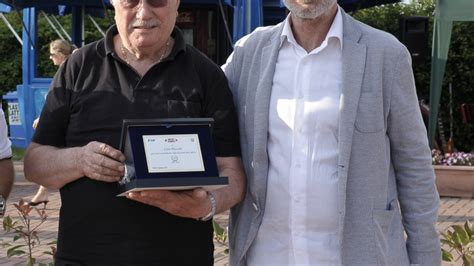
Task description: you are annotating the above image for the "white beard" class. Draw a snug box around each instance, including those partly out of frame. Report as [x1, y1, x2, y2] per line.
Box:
[283, 0, 337, 19]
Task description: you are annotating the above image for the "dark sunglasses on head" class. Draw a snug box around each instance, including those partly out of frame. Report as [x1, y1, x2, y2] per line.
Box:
[120, 0, 168, 8]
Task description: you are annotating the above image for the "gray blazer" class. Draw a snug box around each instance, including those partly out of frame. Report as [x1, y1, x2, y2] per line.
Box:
[223, 10, 441, 266]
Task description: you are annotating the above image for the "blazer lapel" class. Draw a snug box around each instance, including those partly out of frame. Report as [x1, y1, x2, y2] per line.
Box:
[337, 10, 367, 237]
[338, 12, 366, 173]
[251, 30, 282, 196]
[239, 26, 284, 261]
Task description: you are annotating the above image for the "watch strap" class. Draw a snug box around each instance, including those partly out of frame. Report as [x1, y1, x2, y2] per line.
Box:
[199, 192, 216, 221]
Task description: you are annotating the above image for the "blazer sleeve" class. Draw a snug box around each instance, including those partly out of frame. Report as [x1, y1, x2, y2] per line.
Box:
[386, 46, 441, 266]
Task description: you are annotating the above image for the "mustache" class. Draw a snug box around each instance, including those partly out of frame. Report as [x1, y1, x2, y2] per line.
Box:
[129, 19, 160, 29]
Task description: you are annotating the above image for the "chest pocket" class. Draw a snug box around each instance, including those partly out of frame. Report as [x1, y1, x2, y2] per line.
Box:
[355, 94, 384, 133]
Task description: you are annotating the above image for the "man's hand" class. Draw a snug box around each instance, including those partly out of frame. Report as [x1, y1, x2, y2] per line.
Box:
[79, 141, 125, 183]
[127, 188, 211, 219]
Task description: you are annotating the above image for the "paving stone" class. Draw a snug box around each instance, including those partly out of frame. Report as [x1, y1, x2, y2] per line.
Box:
[1, 162, 472, 265]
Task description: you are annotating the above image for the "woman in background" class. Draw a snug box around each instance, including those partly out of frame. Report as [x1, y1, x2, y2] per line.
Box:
[27, 39, 76, 206]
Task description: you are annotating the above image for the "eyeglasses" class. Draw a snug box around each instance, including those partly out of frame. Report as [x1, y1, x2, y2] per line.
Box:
[120, 0, 168, 8]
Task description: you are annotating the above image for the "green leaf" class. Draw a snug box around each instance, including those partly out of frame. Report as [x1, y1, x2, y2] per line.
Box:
[7, 244, 26, 257]
[7, 249, 26, 257]
[453, 225, 470, 246]
[452, 232, 463, 249]
[213, 220, 225, 236]
[442, 249, 454, 262]
[441, 232, 453, 242]
[465, 221, 474, 238]
[3, 216, 12, 230]
[13, 234, 22, 242]
[447, 230, 454, 237]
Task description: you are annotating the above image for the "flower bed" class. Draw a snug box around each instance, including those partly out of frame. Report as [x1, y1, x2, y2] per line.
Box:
[432, 150, 474, 198]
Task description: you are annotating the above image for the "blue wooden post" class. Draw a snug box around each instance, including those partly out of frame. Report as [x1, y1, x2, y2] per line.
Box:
[13, 8, 52, 148]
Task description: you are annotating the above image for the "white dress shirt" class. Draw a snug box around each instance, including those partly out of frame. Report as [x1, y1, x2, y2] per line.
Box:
[247, 8, 343, 265]
[0, 107, 12, 159]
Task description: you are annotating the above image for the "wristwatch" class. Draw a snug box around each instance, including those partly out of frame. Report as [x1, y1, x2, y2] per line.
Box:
[199, 192, 216, 221]
[0, 195, 6, 217]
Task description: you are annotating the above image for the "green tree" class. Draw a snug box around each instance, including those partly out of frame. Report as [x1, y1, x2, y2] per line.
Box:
[353, 0, 473, 151]
[0, 10, 113, 96]
[0, 11, 22, 96]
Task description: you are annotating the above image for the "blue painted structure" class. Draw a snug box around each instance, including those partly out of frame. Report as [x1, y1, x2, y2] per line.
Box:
[1, 0, 399, 148]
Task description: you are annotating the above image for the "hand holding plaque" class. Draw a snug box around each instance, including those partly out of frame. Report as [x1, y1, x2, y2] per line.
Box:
[117, 118, 228, 196]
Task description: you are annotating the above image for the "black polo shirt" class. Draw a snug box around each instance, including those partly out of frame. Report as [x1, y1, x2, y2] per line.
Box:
[33, 25, 240, 265]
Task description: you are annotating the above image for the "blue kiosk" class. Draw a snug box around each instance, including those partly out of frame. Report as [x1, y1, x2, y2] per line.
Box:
[1, 0, 398, 148]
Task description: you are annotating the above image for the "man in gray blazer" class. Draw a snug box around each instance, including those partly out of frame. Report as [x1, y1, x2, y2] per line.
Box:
[222, 0, 441, 265]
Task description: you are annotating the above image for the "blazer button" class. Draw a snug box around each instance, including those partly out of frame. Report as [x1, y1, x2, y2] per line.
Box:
[251, 161, 254, 168]
[252, 202, 259, 212]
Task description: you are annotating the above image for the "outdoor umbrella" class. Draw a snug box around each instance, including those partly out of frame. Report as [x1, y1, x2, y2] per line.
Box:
[428, 0, 474, 147]
[0, 0, 112, 9]
[339, 0, 401, 11]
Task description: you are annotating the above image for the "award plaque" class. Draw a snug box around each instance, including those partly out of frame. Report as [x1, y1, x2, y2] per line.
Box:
[117, 118, 228, 196]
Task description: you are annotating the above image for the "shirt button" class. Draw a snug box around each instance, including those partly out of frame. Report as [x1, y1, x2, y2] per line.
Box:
[252, 202, 259, 212]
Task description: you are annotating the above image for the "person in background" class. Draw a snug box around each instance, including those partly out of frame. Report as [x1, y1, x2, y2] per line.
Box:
[26, 39, 76, 207]
[48, 39, 76, 67]
[0, 106, 14, 217]
[223, 0, 441, 265]
[24, 0, 245, 265]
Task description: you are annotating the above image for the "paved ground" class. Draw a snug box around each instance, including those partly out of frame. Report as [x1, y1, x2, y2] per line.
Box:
[1, 162, 472, 265]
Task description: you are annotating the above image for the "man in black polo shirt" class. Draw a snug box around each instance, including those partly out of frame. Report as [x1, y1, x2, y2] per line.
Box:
[24, 0, 246, 265]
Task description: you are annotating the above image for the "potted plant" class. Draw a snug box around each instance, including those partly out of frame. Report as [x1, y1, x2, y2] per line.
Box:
[432, 149, 474, 198]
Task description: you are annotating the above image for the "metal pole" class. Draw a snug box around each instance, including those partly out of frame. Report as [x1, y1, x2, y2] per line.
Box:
[88, 15, 105, 37]
[0, 13, 22, 45]
[246, 0, 251, 34]
[40, 11, 66, 41]
[81, 6, 85, 46]
[51, 15, 72, 41]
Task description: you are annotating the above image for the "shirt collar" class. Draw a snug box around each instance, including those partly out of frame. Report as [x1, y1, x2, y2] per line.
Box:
[280, 6, 343, 50]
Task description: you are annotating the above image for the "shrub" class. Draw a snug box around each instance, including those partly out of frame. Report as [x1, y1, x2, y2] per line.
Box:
[1, 199, 55, 266]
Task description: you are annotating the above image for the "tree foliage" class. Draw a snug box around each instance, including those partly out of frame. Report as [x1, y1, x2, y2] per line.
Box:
[0, 11, 22, 96]
[0, 10, 113, 96]
[353, 0, 473, 152]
